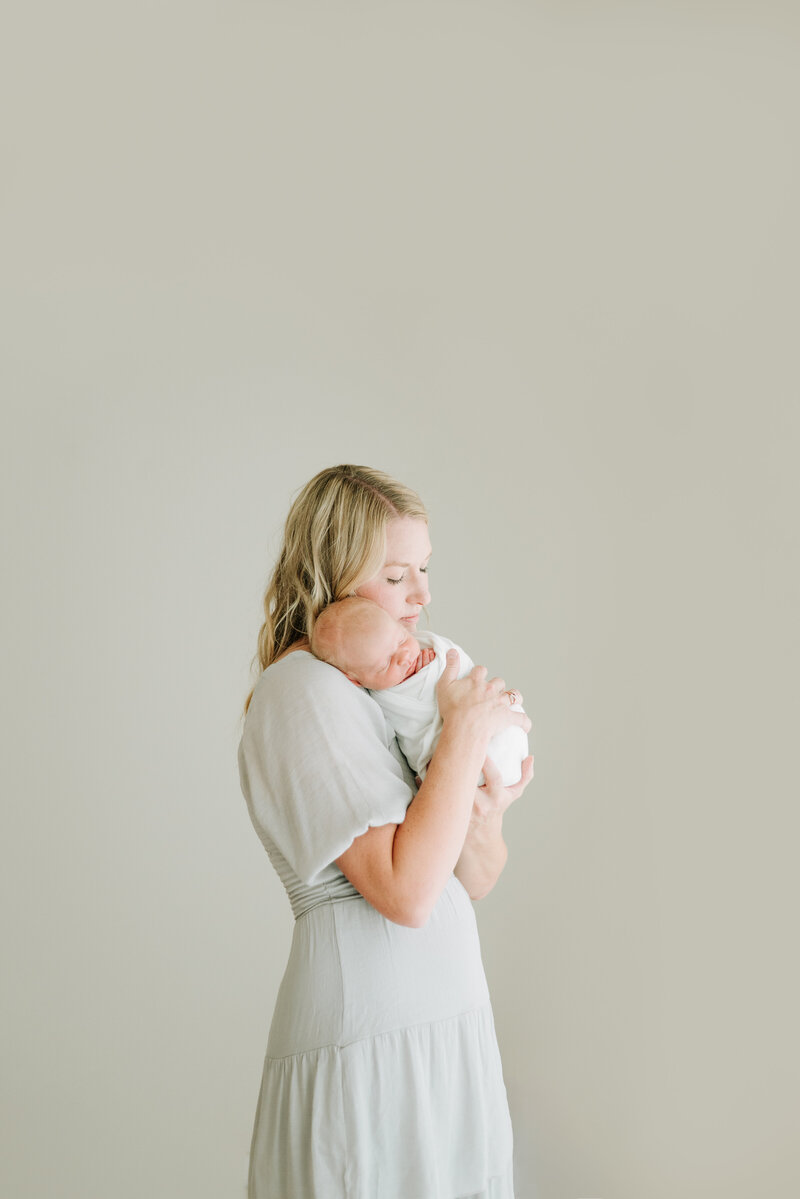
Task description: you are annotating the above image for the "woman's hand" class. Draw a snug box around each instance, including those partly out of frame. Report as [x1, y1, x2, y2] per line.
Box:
[436, 649, 531, 745]
[470, 753, 535, 827]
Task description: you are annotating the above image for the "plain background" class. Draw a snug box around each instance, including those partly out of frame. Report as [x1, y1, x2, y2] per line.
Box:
[3, 3, 798, 1197]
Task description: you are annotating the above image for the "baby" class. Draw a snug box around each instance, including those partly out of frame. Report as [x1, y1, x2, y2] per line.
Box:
[310, 597, 529, 786]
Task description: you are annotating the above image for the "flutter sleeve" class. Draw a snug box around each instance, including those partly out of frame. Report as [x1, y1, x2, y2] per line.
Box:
[238, 651, 414, 887]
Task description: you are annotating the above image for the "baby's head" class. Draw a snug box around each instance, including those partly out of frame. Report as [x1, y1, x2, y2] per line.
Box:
[311, 597, 422, 690]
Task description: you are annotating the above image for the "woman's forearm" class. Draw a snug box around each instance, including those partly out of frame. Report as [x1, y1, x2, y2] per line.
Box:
[336, 657, 529, 927]
[454, 812, 508, 899]
[389, 717, 489, 922]
[336, 708, 492, 927]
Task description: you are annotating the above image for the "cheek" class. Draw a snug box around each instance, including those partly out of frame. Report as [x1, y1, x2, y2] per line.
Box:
[355, 579, 380, 602]
[356, 580, 402, 617]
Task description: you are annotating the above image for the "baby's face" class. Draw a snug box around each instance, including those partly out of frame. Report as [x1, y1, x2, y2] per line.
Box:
[344, 613, 423, 690]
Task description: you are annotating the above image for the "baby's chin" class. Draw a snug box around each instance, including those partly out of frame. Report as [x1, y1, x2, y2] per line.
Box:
[363, 674, 402, 691]
[360, 676, 384, 691]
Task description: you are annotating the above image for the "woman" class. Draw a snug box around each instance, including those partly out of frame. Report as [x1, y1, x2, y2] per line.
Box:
[239, 464, 533, 1198]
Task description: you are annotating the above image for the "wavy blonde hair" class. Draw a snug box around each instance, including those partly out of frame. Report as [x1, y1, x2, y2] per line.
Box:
[242, 465, 428, 716]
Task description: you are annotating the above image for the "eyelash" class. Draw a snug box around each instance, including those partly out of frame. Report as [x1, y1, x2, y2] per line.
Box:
[387, 566, 429, 585]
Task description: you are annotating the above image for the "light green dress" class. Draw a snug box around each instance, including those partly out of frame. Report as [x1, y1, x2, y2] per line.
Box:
[238, 650, 515, 1198]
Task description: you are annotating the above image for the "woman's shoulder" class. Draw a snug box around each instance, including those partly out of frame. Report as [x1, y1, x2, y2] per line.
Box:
[250, 649, 356, 706]
[244, 650, 385, 737]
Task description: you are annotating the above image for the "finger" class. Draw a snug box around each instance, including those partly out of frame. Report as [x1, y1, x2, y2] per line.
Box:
[487, 675, 506, 695]
[506, 689, 523, 706]
[470, 664, 488, 683]
[480, 755, 502, 789]
[440, 647, 461, 680]
[507, 755, 534, 798]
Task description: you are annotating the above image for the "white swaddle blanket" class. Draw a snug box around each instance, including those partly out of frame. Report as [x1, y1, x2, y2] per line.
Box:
[368, 631, 529, 787]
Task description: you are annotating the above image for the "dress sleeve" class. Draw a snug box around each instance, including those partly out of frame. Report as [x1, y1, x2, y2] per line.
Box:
[238, 652, 414, 886]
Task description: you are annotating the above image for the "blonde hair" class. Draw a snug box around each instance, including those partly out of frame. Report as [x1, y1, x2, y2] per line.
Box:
[243, 465, 427, 715]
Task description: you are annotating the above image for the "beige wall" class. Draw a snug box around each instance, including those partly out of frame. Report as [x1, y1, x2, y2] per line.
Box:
[3, 4, 799, 1197]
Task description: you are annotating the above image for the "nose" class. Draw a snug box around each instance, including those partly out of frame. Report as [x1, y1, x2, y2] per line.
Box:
[410, 576, 430, 606]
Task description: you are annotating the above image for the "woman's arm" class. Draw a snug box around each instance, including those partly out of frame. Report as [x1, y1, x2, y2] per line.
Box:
[336, 650, 531, 927]
[454, 754, 534, 899]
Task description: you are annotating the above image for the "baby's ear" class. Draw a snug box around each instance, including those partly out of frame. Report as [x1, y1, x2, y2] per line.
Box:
[342, 669, 363, 687]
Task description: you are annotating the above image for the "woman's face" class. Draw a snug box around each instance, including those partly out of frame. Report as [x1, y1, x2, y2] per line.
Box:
[355, 517, 432, 630]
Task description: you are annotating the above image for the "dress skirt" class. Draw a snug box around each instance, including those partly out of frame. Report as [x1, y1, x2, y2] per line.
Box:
[249, 876, 515, 1199]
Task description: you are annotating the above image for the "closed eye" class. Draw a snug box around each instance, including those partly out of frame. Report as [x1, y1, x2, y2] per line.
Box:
[387, 565, 429, 585]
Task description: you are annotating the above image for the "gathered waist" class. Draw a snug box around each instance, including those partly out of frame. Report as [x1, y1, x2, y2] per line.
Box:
[288, 872, 363, 920]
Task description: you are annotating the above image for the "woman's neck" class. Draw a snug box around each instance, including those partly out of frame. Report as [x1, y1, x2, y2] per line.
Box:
[273, 638, 310, 664]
